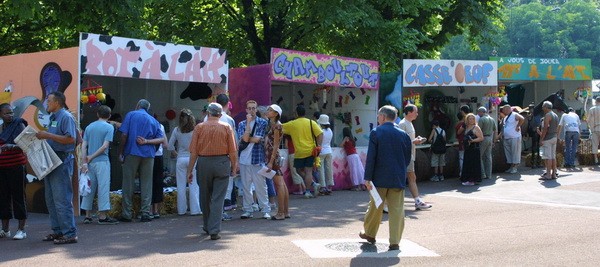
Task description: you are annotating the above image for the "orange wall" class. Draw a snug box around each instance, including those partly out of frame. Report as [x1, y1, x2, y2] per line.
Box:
[0, 47, 79, 129]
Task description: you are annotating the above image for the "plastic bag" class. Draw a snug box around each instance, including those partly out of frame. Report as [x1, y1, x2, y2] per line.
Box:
[79, 171, 91, 197]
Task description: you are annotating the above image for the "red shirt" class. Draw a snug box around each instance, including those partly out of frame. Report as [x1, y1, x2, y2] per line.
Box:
[0, 140, 27, 168]
[343, 139, 357, 155]
[286, 136, 295, 154]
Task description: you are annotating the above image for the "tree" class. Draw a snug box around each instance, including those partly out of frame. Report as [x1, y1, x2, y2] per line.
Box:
[441, 0, 600, 78]
[2, 0, 505, 72]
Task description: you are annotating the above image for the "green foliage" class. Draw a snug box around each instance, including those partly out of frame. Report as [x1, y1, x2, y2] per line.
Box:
[441, 0, 600, 78]
[1, 0, 505, 73]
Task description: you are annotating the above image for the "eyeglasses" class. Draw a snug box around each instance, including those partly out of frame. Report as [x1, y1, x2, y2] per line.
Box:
[246, 107, 257, 110]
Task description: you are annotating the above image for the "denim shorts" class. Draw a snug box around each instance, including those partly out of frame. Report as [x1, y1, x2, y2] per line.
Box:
[294, 156, 315, 169]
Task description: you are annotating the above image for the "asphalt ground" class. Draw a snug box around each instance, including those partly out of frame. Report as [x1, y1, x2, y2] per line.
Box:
[1, 165, 600, 266]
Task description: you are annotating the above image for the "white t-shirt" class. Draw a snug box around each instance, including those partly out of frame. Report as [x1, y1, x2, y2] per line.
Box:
[320, 128, 333, 154]
[503, 112, 521, 139]
[559, 113, 580, 133]
[397, 118, 416, 161]
[168, 126, 193, 158]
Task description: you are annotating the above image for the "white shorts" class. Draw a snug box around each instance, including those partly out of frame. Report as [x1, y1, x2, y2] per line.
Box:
[541, 137, 557, 160]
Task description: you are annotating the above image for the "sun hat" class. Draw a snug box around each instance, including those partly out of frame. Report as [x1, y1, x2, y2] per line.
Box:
[317, 114, 330, 125]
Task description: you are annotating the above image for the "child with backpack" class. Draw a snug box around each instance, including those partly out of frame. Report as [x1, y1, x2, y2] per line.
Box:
[428, 120, 446, 182]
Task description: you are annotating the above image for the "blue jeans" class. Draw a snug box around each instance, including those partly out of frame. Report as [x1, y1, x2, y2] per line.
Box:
[44, 157, 77, 238]
[564, 131, 579, 165]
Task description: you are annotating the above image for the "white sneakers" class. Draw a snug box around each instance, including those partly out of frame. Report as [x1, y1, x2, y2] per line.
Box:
[13, 230, 27, 240]
[262, 213, 271, 219]
[0, 229, 10, 238]
[0, 229, 26, 240]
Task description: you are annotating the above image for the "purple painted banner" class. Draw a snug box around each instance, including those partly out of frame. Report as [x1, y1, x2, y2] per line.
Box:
[270, 48, 379, 89]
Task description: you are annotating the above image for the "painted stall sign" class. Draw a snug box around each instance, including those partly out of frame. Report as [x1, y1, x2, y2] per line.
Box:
[403, 59, 498, 87]
[491, 57, 592, 81]
[79, 33, 228, 84]
[270, 48, 379, 89]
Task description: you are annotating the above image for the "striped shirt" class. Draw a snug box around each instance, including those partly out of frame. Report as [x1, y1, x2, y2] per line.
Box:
[189, 117, 237, 161]
[0, 140, 27, 168]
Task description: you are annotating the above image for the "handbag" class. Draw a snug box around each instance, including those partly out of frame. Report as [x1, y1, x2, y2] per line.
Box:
[238, 120, 258, 155]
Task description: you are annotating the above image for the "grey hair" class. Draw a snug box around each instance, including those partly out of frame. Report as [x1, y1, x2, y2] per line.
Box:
[137, 99, 151, 110]
[542, 101, 553, 109]
[378, 105, 398, 121]
[207, 102, 223, 116]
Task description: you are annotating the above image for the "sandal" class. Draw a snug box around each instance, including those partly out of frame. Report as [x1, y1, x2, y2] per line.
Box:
[43, 233, 63, 241]
[271, 214, 285, 220]
[83, 217, 93, 224]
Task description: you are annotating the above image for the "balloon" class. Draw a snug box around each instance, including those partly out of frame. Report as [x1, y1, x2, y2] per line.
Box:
[88, 94, 97, 103]
[81, 95, 88, 104]
[96, 92, 106, 102]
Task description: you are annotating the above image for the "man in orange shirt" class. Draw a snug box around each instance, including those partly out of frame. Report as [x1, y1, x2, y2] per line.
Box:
[187, 103, 238, 240]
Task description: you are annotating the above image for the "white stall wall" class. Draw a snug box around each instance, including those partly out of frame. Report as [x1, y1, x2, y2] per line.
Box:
[271, 83, 377, 147]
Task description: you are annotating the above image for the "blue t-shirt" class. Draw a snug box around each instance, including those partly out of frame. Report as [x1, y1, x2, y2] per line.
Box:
[47, 108, 76, 153]
[119, 109, 163, 158]
[83, 120, 114, 162]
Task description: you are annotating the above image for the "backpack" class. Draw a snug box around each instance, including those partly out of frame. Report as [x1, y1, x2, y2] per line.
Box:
[431, 128, 447, 154]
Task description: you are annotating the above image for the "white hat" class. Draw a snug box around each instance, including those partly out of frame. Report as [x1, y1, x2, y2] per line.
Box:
[317, 114, 330, 125]
[268, 104, 282, 116]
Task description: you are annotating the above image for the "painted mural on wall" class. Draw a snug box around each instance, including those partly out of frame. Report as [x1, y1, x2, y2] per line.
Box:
[403, 59, 498, 87]
[270, 48, 379, 89]
[491, 57, 592, 81]
[79, 33, 228, 84]
[0, 48, 79, 129]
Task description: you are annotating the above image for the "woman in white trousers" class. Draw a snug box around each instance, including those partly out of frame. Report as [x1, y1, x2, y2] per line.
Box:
[168, 109, 201, 216]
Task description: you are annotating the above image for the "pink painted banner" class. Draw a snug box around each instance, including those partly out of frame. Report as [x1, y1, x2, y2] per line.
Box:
[79, 33, 228, 84]
[270, 48, 379, 89]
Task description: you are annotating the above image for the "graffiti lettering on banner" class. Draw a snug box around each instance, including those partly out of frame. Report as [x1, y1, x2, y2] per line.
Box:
[270, 48, 379, 89]
[403, 59, 497, 87]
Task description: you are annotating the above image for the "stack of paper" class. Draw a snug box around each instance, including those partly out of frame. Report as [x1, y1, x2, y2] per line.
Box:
[14, 126, 62, 180]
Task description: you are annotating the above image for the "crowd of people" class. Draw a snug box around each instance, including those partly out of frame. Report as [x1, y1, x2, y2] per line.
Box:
[2, 92, 599, 249]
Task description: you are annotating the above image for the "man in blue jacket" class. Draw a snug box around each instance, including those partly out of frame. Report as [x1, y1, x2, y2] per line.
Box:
[359, 105, 412, 251]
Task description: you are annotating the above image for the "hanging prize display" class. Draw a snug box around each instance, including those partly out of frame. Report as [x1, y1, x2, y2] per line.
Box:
[80, 77, 105, 105]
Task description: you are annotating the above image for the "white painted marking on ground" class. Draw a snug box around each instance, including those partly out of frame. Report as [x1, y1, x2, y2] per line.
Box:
[292, 238, 439, 258]
[435, 193, 600, 211]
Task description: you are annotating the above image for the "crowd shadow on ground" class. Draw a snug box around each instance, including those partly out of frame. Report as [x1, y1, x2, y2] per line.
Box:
[0, 190, 375, 264]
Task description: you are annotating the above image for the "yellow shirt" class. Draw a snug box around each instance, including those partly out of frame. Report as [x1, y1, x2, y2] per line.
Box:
[282, 117, 323, 158]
